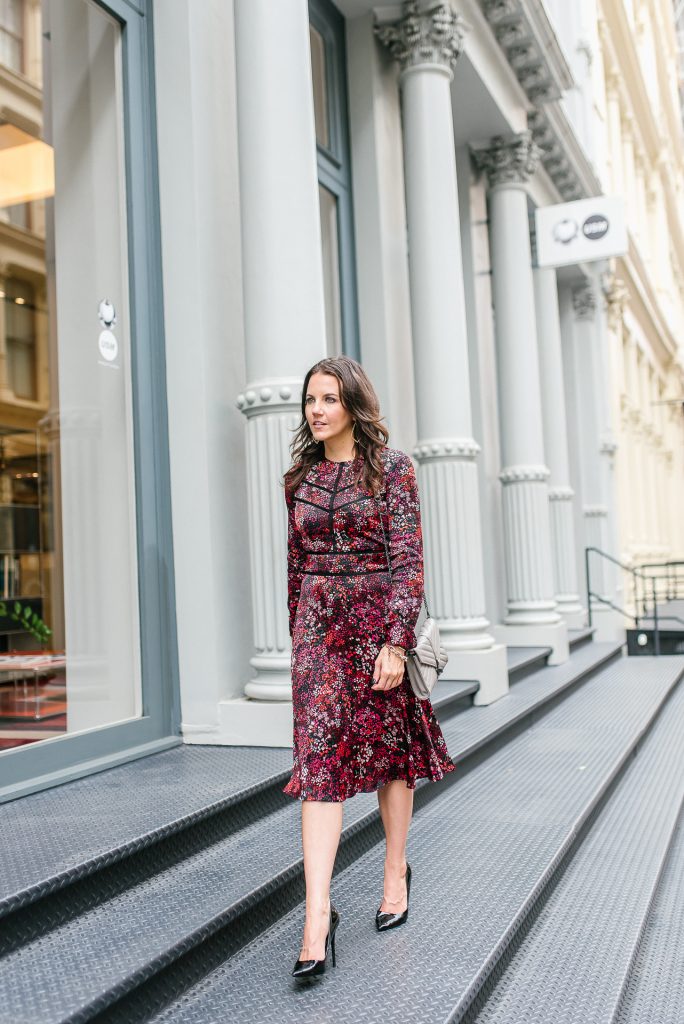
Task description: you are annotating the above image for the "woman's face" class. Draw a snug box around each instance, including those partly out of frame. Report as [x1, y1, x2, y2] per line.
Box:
[304, 372, 354, 445]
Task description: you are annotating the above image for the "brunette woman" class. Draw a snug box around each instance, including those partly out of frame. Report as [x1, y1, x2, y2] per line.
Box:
[282, 356, 455, 981]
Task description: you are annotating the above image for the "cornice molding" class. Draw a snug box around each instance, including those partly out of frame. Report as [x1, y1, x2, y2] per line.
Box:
[528, 103, 602, 201]
[478, 0, 574, 103]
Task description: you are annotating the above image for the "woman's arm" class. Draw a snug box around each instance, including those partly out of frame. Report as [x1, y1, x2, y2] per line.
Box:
[382, 452, 424, 651]
[285, 484, 307, 639]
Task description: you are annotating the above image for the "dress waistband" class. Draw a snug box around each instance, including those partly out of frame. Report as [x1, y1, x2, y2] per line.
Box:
[302, 549, 389, 576]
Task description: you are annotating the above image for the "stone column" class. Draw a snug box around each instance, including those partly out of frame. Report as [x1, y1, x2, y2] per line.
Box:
[473, 133, 567, 663]
[374, 0, 507, 703]
[234, 0, 327, 700]
[571, 282, 622, 639]
[533, 264, 584, 627]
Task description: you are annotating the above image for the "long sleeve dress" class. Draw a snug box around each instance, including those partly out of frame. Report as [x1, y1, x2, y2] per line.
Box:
[282, 445, 456, 802]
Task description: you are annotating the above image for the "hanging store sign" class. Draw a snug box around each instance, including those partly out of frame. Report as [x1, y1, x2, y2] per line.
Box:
[535, 195, 627, 268]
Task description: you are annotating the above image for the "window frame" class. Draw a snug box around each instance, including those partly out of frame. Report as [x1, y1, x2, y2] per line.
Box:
[309, 0, 360, 361]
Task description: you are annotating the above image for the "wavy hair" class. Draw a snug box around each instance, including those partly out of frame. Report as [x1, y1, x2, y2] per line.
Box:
[283, 356, 390, 498]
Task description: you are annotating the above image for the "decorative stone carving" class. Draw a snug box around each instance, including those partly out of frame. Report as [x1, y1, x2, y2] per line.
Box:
[572, 284, 597, 322]
[481, 0, 570, 103]
[374, 0, 466, 74]
[528, 109, 585, 201]
[473, 130, 542, 188]
[499, 464, 550, 483]
[412, 437, 481, 460]
[602, 274, 628, 331]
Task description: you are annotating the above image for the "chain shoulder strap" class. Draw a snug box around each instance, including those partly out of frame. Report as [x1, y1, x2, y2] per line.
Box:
[373, 493, 431, 620]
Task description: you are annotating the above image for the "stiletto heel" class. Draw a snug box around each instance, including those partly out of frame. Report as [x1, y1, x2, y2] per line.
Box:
[376, 862, 411, 931]
[292, 902, 340, 980]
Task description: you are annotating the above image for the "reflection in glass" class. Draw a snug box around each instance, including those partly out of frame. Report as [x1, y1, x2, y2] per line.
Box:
[319, 184, 342, 357]
[309, 25, 329, 149]
[0, 0, 142, 752]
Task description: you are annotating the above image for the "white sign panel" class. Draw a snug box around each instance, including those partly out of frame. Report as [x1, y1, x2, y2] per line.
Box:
[535, 195, 627, 268]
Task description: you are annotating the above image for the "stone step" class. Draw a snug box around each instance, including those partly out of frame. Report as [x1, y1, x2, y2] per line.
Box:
[140, 655, 684, 1024]
[0, 643, 622, 1023]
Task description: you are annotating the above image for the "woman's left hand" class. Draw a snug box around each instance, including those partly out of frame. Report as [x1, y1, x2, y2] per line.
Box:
[371, 644, 406, 691]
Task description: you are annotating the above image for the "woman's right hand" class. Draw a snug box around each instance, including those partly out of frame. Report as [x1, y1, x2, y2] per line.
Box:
[371, 644, 405, 691]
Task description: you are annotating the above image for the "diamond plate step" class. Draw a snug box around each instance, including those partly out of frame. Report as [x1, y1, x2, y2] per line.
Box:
[614, 804, 684, 1022]
[0, 641, 619, 921]
[464, 659, 684, 1023]
[506, 646, 552, 683]
[138, 655, 684, 1024]
[568, 626, 595, 650]
[0, 643, 621, 1024]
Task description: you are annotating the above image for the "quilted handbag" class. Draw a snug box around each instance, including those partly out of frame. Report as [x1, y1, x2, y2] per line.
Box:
[374, 496, 448, 699]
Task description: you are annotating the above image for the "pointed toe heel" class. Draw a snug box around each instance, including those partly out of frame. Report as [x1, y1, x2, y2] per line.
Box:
[292, 903, 340, 980]
[375, 862, 411, 932]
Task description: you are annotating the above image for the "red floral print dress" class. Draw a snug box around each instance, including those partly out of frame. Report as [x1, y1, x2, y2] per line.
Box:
[283, 445, 456, 802]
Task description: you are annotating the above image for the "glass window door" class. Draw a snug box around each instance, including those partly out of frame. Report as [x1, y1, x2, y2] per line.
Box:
[0, 0, 179, 799]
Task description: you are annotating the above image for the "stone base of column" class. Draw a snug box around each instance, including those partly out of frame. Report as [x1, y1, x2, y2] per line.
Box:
[440, 643, 508, 704]
[490, 619, 569, 665]
[244, 655, 293, 701]
[439, 616, 496, 652]
[589, 606, 627, 644]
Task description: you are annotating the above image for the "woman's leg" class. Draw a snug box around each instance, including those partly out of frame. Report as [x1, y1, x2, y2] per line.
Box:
[298, 800, 344, 960]
[377, 780, 413, 912]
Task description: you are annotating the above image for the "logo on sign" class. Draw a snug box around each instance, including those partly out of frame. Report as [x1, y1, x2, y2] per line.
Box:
[98, 329, 118, 362]
[582, 213, 609, 240]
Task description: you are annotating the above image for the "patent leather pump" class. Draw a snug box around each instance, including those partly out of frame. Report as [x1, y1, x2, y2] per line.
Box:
[376, 862, 411, 931]
[292, 902, 340, 980]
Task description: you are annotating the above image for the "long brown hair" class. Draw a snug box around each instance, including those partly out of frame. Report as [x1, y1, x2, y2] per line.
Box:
[283, 356, 390, 498]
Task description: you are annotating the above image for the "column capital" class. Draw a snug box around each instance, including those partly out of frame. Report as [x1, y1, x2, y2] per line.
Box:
[602, 273, 628, 330]
[472, 130, 542, 189]
[572, 283, 597, 322]
[374, 0, 466, 77]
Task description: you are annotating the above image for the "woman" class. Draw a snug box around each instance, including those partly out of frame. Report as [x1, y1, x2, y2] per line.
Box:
[282, 355, 456, 981]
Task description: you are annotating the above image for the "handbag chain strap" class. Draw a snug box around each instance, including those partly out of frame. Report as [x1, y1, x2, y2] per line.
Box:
[373, 494, 431, 620]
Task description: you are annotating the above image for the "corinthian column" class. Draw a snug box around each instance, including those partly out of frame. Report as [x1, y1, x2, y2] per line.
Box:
[533, 263, 584, 626]
[473, 133, 568, 663]
[375, 0, 508, 703]
[234, 0, 327, 701]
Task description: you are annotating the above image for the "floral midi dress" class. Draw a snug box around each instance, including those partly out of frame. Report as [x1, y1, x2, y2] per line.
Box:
[283, 445, 456, 802]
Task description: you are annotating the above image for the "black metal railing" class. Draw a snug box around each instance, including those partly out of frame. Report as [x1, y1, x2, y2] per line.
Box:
[585, 548, 684, 657]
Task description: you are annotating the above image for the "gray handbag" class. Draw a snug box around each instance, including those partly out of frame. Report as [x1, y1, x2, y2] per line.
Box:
[375, 496, 448, 699]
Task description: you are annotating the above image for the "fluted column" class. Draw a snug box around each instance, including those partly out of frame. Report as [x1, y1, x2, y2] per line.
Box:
[473, 133, 567, 662]
[234, 0, 326, 700]
[375, 1, 508, 702]
[533, 264, 584, 625]
[572, 284, 612, 604]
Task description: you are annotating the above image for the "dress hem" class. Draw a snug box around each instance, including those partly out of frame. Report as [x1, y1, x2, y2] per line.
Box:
[282, 758, 457, 803]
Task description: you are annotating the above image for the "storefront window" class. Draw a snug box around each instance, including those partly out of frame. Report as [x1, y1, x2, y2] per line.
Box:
[0, 0, 143, 752]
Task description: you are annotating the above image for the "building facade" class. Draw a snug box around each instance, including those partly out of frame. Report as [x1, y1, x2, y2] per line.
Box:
[0, 0, 682, 800]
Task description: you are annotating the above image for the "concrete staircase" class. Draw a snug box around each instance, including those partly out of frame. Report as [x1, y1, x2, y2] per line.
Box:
[2, 631, 683, 1023]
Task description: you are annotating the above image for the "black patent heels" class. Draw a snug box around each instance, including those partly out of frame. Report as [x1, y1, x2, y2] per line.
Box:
[292, 902, 340, 980]
[376, 862, 412, 931]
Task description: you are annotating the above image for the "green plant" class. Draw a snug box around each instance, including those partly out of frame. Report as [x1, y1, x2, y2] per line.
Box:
[0, 600, 52, 645]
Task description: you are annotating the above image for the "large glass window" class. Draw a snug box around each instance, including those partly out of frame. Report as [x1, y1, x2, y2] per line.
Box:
[0, 0, 23, 74]
[0, 0, 143, 753]
[308, 0, 359, 359]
